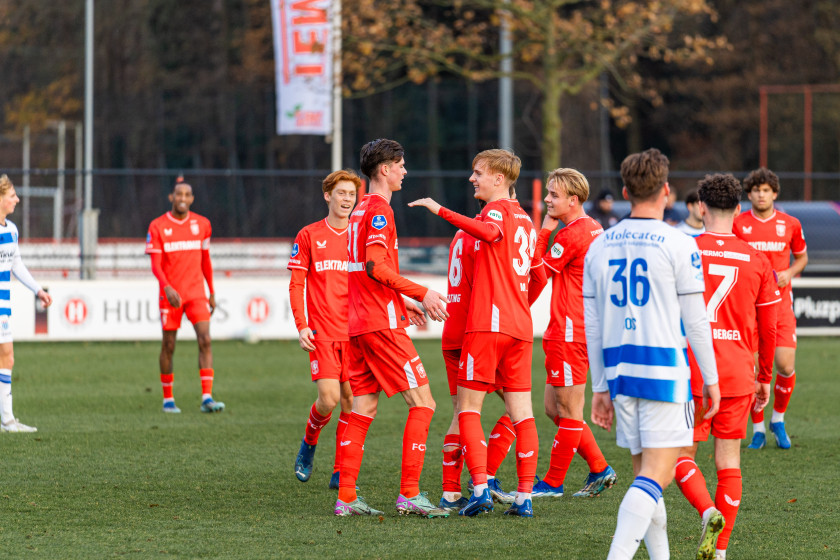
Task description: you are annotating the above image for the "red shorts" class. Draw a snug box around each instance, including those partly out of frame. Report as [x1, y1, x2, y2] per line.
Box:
[458, 332, 532, 392]
[349, 329, 429, 397]
[160, 296, 211, 331]
[543, 339, 589, 387]
[443, 347, 501, 397]
[692, 394, 752, 441]
[309, 340, 350, 383]
[776, 295, 797, 348]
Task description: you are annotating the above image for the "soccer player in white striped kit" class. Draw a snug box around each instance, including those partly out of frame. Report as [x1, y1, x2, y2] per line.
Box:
[583, 150, 720, 559]
[0, 174, 53, 432]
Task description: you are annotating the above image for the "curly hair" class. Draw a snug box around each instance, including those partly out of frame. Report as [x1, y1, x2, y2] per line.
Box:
[697, 173, 742, 210]
[743, 167, 779, 194]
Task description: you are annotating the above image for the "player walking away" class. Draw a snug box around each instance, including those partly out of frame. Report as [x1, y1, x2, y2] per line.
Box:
[584, 149, 721, 559]
[438, 200, 516, 512]
[410, 149, 543, 518]
[290, 170, 360, 488]
[734, 167, 807, 450]
[675, 190, 705, 237]
[527, 169, 617, 500]
[0, 174, 53, 433]
[675, 174, 780, 560]
[146, 179, 223, 414]
[335, 139, 450, 518]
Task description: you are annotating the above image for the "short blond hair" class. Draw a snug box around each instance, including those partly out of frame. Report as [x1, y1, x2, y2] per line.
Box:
[0, 174, 13, 197]
[546, 168, 590, 202]
[473, 149, 521, 188]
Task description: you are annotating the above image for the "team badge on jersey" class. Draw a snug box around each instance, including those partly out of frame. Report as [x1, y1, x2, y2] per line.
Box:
[776, 223, 786, 237]
[291, 243, 300, 257]
[190, 221, 199, 235]
[372, 215, 387, 230]
[691, 252, 701, 268]
[487, 210, 503, 221]
[551, 243, 564, 258]
[146, 232, 152, 243]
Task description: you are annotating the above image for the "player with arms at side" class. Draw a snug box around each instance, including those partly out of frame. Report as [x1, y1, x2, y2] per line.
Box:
[146, 179, 224, 414]
[438, 196, 516, 512]
[584, 149, 720, 559]
[335, 139, 450, 518]
[734, 167, 807, 450]
[0, 174, 53, 432]
[290, 170, 360, 488]
[675, 174, 780, 560]
[528, 169, 617, 500]
[410, 149, 543, 518]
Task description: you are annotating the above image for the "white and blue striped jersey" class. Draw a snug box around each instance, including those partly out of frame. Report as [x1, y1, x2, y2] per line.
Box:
[583, 218, 705, 403]
[0, 220, 41, 317]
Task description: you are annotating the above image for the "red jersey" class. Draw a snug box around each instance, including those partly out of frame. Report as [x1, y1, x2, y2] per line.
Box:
[287, 219, 349, 342]
[689, 232, 781, 397]
[146, 211, 212, 302]
[347, 193, 409, 336]
[733, 209, 806, 300]
[466, 199, 536, 341]
[540, 215, 603, 342]
[441, 223, 480, 350]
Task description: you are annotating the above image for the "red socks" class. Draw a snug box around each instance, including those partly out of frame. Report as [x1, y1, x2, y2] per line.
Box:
[773, 372, 796, 413]
[333, 412, 351, 473]
[338, 412, 373, 503]
[543, 418, 583, 487]
[714, 468, 742, 551]
[442, 434, 463, 493]
[304, 403, 331, 445]
[675, 456, 715, 515]
[486, 415, 515, 477]
[400, 406, 434, 498]
[577, 422, 609, 473]
[459, 410, 488, 487]
[199, 368, 214, 396]
[160, 373, 174, 400]
[513, 417, 539, 493]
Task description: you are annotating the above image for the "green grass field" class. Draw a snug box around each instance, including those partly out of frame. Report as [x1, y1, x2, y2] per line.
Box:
[1, 338, 838, 559]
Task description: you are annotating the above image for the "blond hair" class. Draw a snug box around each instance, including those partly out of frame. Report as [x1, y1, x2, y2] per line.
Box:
[546, 168, 590, 202]
[472, 149, 521, 188]
[0, 174, 13, 197]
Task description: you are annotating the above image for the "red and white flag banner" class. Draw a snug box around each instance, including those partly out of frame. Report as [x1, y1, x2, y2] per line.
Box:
[271, 0, 333, 135]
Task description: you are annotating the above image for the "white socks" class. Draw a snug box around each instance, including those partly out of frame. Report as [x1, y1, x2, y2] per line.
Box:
[0, 368, 13, 424]
[644, 496, 670, 560]
[608, 477, 663, 560]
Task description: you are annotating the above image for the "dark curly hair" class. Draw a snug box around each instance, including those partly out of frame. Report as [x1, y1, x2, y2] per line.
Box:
[743, 167, 779, 194]
[698, 173, 742, 210]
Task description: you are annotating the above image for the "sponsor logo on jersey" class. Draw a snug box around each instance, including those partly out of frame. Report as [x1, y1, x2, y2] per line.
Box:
[164, 228, 173, 236]
[551, 243, 564, 258]
[513, 213, 531, 220]
[748, 241, 786, 252]
[690, 252, 701, 268]
[372, 214, 387, 229]
[351, 209, 365, 216]
[163, 240, 202, 252]
[291, 243, 300, 257]
[316, 240, 327, 249]
[741, 225, 752, 234]
[190, 222, 199, 235]
[776, 223, 786, 237]
[487, 210, 503, 221]
[315, 260, 348, 272]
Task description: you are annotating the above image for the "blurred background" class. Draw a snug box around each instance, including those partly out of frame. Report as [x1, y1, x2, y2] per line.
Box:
[1, 0, 839, 277]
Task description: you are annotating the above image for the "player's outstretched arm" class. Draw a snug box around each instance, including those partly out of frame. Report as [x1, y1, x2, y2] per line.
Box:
[404, 299, 427, 326]
[365, 244, 449, 321]
[409, 199, 501, 243]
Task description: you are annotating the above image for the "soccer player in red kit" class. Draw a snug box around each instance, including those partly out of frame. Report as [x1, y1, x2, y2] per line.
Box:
[676, 174, 780, 560]
[290, 170, 360, 488]
[439, 202, 516, 511]
[410, 149, 541, 517]
[527, 169, 617, 500]
[146, 179, 223, 413]
[733, 167, 807, 450]
[334, 139, 450, 518]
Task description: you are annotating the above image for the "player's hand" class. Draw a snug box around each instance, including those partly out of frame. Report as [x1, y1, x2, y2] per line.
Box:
[541, 214, 559, 232]
[753, 381, 771, 412]
[422, 290, 449, 322]
[591, 391, 614, 432]
[702, 382, 721, 419]
[36, 289, 53, 308]
[408, 198, 442, 215]
[164, 286, 182, 308]
[298, 327, 316, 352]
[405, 300, 427, 326]
[776, 268, 794, 288]
[208, 293, 216, 315]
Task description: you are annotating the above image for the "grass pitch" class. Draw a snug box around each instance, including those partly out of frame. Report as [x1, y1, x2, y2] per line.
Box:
[1, 338, 838, 559]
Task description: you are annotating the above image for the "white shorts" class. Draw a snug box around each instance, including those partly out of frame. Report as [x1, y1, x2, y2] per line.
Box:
[0, 314, 11, 344]
[614, 394, 694, 455]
